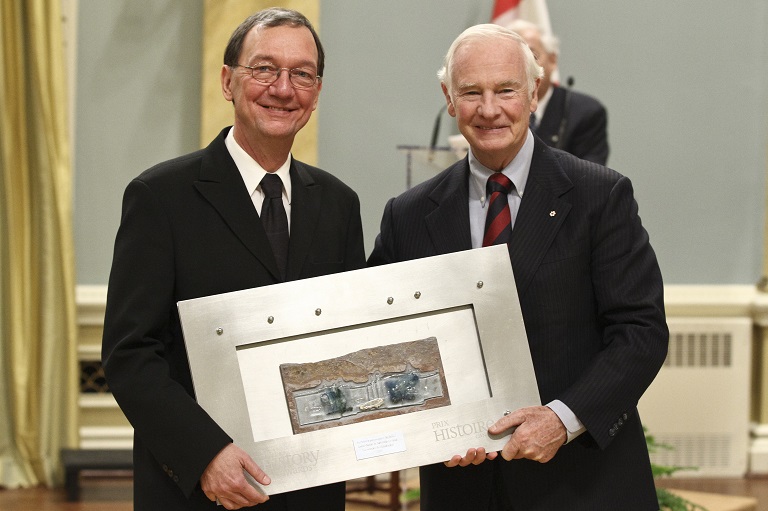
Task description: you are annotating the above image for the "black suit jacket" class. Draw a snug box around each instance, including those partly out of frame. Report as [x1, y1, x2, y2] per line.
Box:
[368, 137, 667, 510]
[102, 127, 365, 510]
[535, 85, 609, 165]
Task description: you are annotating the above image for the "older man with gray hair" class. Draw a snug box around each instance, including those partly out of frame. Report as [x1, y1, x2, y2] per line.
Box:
[368, 23, 666, 510]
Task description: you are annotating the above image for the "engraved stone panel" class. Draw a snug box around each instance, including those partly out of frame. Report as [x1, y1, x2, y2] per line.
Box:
[280, 337, 450, 433]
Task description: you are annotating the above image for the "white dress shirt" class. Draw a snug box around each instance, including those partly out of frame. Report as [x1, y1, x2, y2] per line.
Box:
[531, 85, 554, 129]
[225, 127, 292, 233]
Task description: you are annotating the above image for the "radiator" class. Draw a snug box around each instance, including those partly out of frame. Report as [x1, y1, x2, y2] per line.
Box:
[637, 317, 752, 477]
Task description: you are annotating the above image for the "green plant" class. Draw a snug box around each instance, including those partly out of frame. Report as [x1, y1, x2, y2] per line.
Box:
[646, 429, 707, 511]
[401, 486, 420, 505]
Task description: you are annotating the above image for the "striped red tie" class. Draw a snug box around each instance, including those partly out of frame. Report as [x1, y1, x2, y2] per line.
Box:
[482, 173, 514, 247]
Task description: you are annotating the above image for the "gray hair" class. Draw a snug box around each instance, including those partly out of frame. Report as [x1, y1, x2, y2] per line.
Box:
[506, 19, 560, 55]
[437, 24, 543, 99]
[223, 7, 325, 77]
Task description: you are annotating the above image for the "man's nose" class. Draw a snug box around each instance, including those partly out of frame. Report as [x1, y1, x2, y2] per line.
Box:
[477, 92, 501, 117]
[269, 69, 294, 96]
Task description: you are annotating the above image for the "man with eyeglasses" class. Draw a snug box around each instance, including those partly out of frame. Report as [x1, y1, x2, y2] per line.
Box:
[102, 8, 364, 510]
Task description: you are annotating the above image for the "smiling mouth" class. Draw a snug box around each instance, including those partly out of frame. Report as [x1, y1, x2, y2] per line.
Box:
[262, 105, 293, 112]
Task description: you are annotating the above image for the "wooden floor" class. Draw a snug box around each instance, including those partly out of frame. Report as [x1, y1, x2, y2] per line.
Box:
[1, 473, 766, 510]
[0, 472, 419, 511]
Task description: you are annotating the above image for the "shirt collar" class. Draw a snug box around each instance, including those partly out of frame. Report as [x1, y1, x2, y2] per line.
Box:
[468, 129, 535, 206]
[224, 127, 292, 203]
[534, 85, 554, 125]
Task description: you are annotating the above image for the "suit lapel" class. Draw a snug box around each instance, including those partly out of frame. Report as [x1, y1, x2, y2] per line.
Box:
[537, 86, 566, 147]
[285, 161, 320, 281]
[509, 138, 573, 295]
[425, 159, 473, 254]
[193, 129, 282, 281]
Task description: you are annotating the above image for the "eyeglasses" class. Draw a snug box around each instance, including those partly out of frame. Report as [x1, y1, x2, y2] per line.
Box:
[233, 64, 321, 89]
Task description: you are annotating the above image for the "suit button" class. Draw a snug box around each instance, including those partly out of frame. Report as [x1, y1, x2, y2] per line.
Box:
[623, 413, 629, 420]
[173, 475, 179, 483]
[609, 427, 616, 437]
[162, 464, 169, 473]
[618, 418, 624, 427]
[168, 469, 174, 477]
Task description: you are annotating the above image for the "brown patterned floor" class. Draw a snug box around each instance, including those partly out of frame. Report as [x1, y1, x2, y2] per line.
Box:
[1, 471, 766, 511]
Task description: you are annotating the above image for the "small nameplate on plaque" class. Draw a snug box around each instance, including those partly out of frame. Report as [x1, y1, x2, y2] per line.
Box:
[353, 431, 406, 460]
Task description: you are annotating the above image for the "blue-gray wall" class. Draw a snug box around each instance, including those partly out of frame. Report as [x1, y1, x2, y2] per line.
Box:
[74, 0, 203, 283]
[75, 0, 768, 285]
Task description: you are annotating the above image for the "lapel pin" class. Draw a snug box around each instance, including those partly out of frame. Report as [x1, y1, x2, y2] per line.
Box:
[550, 211, 556, 217]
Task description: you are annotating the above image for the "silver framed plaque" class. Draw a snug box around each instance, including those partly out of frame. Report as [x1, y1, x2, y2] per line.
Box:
[178, 245, 540, 495]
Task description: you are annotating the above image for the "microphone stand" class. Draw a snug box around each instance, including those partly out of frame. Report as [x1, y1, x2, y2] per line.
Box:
[428, 104, 447, 162]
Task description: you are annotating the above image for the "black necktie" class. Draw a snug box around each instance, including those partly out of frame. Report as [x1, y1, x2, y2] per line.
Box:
[260, 173, 289, 279]
[483, 173, 515, 247]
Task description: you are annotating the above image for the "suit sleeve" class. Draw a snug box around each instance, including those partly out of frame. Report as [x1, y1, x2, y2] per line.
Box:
[102, 178, 231, 497]
[367, 198, 397, 267]
[559, 175, 668, 449]
[570, 102, 609, 166]
[344, 191, 367, 271]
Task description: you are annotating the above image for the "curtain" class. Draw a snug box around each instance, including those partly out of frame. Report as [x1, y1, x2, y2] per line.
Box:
[0, 0, 78, 488]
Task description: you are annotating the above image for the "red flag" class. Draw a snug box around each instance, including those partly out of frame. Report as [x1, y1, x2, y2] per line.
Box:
[492, 0, 522, 26]
[492, 0, 552, 35]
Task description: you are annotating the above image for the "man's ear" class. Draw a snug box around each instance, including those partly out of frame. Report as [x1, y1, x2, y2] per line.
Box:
[530, 77, 541, 112]
[311, 80, 323, 111]
[221, 65, 234, 102]
[441, 83, 456, 117]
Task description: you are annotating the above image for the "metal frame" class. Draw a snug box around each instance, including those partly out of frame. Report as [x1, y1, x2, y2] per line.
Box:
[178, 245, 539, 495]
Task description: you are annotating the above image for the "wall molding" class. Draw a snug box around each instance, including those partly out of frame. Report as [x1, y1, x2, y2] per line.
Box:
[76, 284, 768, 464]
[76, 285, 109, 326]
[78, 284, 768, 317]
[79, 426, 134, 450]
[664, 284, 762, 317]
